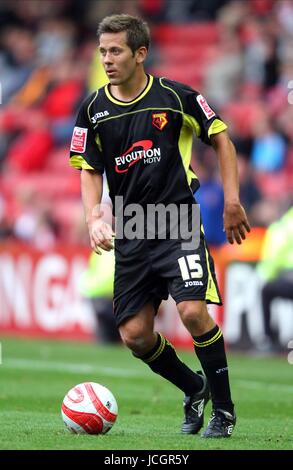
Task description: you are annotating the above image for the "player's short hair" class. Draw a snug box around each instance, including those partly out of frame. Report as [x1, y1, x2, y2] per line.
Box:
[97, 14, 150, 55]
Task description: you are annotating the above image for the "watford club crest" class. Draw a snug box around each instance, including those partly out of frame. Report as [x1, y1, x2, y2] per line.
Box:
[152, 112, 168, 131]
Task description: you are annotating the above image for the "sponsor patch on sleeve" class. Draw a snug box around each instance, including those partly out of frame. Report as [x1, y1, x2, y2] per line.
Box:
[70, 127, 88, 153]
[196, 94, 215, 120]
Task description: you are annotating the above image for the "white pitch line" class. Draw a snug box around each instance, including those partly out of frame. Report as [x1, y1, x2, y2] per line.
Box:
[2, 359, 293, 393]
[234, 379, 293, 394]
[2, 358, 147, 378]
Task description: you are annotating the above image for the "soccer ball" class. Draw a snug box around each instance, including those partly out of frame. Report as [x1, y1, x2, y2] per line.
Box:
[61, 382, 118, 435]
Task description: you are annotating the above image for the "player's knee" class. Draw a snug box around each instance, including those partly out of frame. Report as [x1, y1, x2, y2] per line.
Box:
[177, 301, 206, 328]
[119, 327, 150, 353]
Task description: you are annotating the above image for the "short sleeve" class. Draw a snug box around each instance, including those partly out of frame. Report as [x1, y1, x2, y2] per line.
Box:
[182, 91, 227, 145]
[69, 94, 104, 173]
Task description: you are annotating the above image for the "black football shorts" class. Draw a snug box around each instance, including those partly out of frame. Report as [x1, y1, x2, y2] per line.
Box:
[113, 226, 222, 327]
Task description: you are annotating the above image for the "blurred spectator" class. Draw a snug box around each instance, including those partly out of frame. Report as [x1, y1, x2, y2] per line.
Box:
[165, 0, 195, 22]
[33, 209, 60, 250]
[237, 154, 262, 222]
[0, 0, 291, 254]
[0, 194, 13, 239]
[13, 189, 40, 242]
[250, 0, 274, 17]
[195, 149, 226, 247]
[250, 197, 284, 228]
[262, 34, 280, 91]
[13, 188, 59, 249]
[0, 27, 36, 104]
[165, 0, 229, 22]
[243, 14, 281, 90]
[6, 128, 54, 172]
[257, 206, 293, 351]
[277, 0, 293, 37]
[243, 18, 267, 86]
[204, 29, 243, 107]
[139, 0, 166, 22]
[0, 53, 86, 171]
[251, 118, 286, 172]
[36, 18, 76, 65]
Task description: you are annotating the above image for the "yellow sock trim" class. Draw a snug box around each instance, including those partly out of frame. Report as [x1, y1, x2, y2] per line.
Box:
[193, 329, 223, 348]
[144, 334, 166, 363]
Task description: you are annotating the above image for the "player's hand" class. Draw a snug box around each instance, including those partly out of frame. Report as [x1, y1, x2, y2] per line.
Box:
[88, 217, 115, 255]
[223, 202, 251, 245]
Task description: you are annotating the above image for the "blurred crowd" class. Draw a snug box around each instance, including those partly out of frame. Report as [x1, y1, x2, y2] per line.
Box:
[0, 0, 293, 249]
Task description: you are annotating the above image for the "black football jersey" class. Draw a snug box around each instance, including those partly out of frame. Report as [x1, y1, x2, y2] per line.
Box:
[69, 75, 227, 208]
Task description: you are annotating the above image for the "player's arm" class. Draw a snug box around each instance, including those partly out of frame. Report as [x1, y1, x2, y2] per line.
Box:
[69, 92, 113, 254]
[81, 169, 114, 254]
[173, 82, 250, 244]
[210, 131, 251, 244]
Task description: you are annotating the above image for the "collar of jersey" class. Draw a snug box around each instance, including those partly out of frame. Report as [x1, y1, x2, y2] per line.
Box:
[105, 74, 153, 106]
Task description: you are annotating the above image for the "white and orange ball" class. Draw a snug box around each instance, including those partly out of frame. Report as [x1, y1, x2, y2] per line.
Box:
[61, 382, 118, 435]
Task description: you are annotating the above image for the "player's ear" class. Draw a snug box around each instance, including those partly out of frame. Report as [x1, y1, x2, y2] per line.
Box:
[135, 46, 147, 64]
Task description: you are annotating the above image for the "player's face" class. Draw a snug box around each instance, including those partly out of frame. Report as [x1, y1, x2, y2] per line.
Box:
[99, 32, 144, 86]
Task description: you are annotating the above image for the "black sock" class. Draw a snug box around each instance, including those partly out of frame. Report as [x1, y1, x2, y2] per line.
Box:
[134, 333, 203, 396]
[193, 325, 234, 414]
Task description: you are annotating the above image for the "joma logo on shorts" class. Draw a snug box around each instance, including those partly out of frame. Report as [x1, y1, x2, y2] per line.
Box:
[184, 280, 203, 287]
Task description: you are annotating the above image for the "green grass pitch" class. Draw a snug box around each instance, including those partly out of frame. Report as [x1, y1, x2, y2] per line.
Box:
[0, 337, 292, 450]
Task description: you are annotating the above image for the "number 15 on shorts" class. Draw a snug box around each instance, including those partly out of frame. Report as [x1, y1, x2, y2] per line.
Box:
[178, 255, 203, 287]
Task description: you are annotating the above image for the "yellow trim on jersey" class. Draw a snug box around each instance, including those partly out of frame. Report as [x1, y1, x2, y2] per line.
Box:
[87, 90, 98, 121]
[178, 120, 198, 186]
[177, 116, 227, 194]
[105, 75, 154, 106]
[178, 112, 202, 186]
[183, 113, 201, 137]
[94, 106, 181, 127]
[70, 155, 95, 170]
[208, 119, 227, 137]
[159, 78, 183, 112]
[193, 328, 223, 347]
[95, 133, 102, 152]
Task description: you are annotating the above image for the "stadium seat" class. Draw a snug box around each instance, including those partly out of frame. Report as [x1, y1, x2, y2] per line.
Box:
[45, 147, 72, 173]
[150, 64, 204, 89]
[157, 43, 214, 66]
[53, 199, 82, 226]
[151, 22, 219, 90]
[3, 171, 80, 199]
[222, 101, 265, 137]
[254, 171, 290, 198]
[153, 22, 219, 46]
[6, 130, 54, 172]
[41, 80, 83, 119]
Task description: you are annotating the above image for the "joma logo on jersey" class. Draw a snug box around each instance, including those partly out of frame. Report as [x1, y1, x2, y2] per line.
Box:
[152, 112, 168, 131]
[115, 140, 161, 173]
[90, 110, 109, 123]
